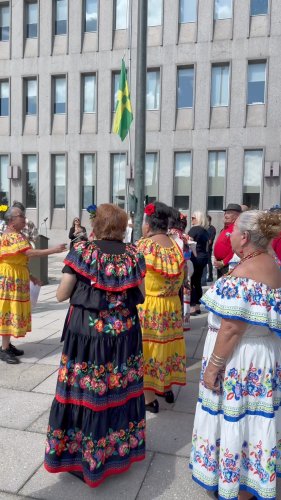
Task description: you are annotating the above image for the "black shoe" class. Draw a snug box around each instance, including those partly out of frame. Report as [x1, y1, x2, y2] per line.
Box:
[145, 399, 159, 413]
[68, 471, 84, 482]
[0, 347, 20, 364]
[9, 343, 24, 356]
[196, 310, 201, 315]
[158, 390, 175, 404]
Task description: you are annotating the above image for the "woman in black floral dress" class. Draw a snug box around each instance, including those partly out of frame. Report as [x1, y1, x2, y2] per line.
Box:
[44, 204, 146, 487]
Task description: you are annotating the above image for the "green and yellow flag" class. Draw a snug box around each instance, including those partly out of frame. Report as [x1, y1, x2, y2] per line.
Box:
[113, 59, 133, 141]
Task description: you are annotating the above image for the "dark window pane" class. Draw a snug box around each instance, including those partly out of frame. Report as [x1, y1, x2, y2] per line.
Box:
[0, 26, 9, 40]
[54, 186, 65, 208]
[0, 97, 8, 116]
[85, 0, 97, 32]
[82, 186, 95, 209]
[26, 172, 37, 208]
[208, 196, 224, 210]
[26, 96, 37, 115]
[174, 195, 189, 210]
[54, 102, 65, 113]
[243, 193, 260, 209]
[251, 0, 268, 15]
[146, 196, 157, 204]
[55, 19, 67, 35]
[248, 81, 265, 104]
[177, 68, 194, 108]
[27, 23, 37, 38]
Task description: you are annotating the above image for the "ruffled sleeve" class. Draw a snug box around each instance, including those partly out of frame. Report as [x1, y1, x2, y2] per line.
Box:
[201, 276, 281, 336]
[63, 242, 146, 292]
[137, 237, 184, 278]
[0, 232, 31, 257]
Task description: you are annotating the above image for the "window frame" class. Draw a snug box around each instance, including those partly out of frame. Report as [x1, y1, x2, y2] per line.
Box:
[83, 0, 98, 33]
[53, 75, 67, 115]
[179, 0, 198, 24]
[114, 0, 129, 30]
[54, 0, 67, 36]
[0, 79, 9, 116]
[52, 153, 67, 209]
[24, 77, 37, 116]
[25, 0, 38, 39]
[247, 60, 267, 105]
[111, 152, 127, 209]
[207, 150, 227, 211]
[82, 73, 96, 114]
[147, 0, 163, 27]
[146, 68, 161, 111]
[214, 0, 232, 20]
[242, 149, 264, 209]
[0, 153, 10, 205]
[81, 153, 97, 209]
[211, 62, 230, 108]
[250, 0, 268, 16]
[145, 151, 159, 203]
[24, 153, 38, 209]
[173, 150, 192, 211]
[0, 2, 9, 42]
[177, 65, 194, 109]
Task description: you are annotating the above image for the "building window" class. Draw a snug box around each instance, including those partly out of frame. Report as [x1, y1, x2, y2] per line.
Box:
[174, 152, 191, 210]
[81, 154, 96, 208]
[24, 155, 37, 208]
[148, 0, 162, 26]
[53, 76, 66, 114]
[84, 0, 97, 33]
[243, 150, 263, 209]
[25, 1, 38, 38]
[25, 78, 37, 115]
[179, 0, 197, 23]
[115, 0, 128, 30]
[111, 153, 126, 208]
[145, 153, 158, 203]
[0, 3, 9, 41]
[211, 64, 230, 107]
[0, 80, 9, 116]
[112, 71, 120, 111]
[82, 74, 96, 113]
[251, 0, 268, 16]
[54, 0, 67, 35]
[214, 0, 232, 20]
[146, 69, 160, 110]
[177, 67, 194, 109]
[53, 155, 66, 208]
[0, 155, 9, 204]
[247, 61, 266, 104]
[208, 151, 226, 210]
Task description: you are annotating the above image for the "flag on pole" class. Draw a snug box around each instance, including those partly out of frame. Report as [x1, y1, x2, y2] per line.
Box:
[113, 59, 133, 141]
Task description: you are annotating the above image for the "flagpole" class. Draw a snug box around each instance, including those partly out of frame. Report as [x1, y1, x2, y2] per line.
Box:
[127, 0, 133, 213]
[134, 0, 147, 241]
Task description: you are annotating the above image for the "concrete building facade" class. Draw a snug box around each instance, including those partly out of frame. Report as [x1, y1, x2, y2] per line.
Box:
[0, 0, 280, 241]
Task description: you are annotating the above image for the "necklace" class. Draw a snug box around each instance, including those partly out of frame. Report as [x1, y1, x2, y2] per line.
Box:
[228, 250, 266, 275]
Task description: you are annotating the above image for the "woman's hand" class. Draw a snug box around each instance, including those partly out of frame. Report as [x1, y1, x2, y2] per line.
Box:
[52, 244, 67, 254]
[30, 275, 42, 286]
[203, 362, 222, 394]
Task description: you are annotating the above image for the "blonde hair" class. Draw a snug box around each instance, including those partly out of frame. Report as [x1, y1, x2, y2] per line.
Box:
[236, 210, 281, 250]
[192, 211, 208, 229]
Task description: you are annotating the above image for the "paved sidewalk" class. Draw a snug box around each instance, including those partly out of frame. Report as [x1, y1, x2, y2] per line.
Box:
[0, 255, 260, 499]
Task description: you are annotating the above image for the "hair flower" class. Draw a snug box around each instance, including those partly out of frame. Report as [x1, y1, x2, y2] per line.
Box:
[179, 212, 187, 220]
[87, 204, 97, 219]
[0, 204, 8, 213]
[144, 203, 155, 216]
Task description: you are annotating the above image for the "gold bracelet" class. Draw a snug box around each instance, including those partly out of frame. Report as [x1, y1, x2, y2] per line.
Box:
[212, 352, 226, 362]
[209, 358, 224, 368]
[210, 354, 225, 367]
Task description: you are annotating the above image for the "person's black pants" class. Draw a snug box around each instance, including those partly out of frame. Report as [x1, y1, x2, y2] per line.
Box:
[190, 257, 208, 307]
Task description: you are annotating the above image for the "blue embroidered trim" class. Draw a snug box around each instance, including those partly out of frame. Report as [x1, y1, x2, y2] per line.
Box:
[198, 397, 280, 421]
[200, 302, 281, 336]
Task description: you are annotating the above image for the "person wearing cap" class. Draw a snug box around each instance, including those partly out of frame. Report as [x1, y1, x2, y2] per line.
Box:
[213, 203, 242, 278]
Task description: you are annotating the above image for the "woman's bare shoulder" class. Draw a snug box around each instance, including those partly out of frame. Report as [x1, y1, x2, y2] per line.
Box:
[232, 254, 281, 288]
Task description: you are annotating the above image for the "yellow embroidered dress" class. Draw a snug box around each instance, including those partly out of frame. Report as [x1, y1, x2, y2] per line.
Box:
[137, 237, 186, 394]
[0, 232, 31, 337]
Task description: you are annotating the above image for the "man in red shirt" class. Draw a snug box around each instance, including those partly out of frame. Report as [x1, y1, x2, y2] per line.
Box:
[214, 203, 242, 278]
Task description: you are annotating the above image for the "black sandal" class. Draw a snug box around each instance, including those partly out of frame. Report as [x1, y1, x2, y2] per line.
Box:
[145, 399, 159, 413]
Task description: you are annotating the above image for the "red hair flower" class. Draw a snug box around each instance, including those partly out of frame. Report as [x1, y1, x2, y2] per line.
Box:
[144, 203, 155, 216]
[180, 213, 187, 220]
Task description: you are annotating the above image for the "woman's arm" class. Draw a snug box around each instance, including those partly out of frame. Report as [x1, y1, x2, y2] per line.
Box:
[25, 243, 67, 257]
[203, 318, 248, 393]
[56, 273, 77, 302]
[68, 227, 75, 240]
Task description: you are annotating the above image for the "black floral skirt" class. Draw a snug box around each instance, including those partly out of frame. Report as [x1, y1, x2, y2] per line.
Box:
[44, 305, 146, 487]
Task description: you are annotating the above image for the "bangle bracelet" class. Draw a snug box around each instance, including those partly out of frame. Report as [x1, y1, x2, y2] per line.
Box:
[212, 352, 226, 362]
[209, 358, 224, 368]
[210, 354, 225, 367]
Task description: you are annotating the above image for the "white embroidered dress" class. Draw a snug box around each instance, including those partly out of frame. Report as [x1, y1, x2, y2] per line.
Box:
[190, 276, 281, 500]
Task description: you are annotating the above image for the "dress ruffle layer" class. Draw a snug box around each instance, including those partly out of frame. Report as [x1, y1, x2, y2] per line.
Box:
[64, 242, 146, 292]
[137, 237, 184, 277]
[201, 276, 281, 336]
